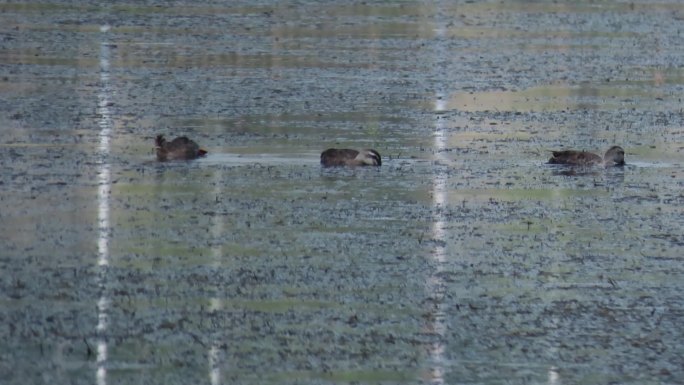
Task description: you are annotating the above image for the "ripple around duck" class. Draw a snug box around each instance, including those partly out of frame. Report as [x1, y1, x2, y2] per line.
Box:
[627, 161, 677, 168]
[197, 152, 322, 166]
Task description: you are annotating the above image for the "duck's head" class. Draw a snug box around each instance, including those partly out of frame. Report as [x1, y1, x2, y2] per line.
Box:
[155, 135, 167, 148]
[356, 149, 382, 166]
[604, 146, 625, 166]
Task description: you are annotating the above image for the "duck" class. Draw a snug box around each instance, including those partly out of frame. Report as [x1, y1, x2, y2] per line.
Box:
[320, 148, 382, 167]
[548, 146, 625, 167]
[155, 135, 207, 161]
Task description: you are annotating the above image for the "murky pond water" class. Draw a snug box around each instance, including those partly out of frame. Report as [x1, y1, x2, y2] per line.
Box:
[1, 1, 683, 384]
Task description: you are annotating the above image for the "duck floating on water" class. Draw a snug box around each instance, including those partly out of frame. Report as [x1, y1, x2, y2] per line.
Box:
[548, 146, 625, 167]
[320, 148, 382, 167]
[155, 135, 207, 161]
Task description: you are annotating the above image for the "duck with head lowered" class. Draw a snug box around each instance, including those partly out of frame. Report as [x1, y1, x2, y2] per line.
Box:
[548, 145, 625, 167]
[155, 135, 207, 161]
[320, 148, 382, 167]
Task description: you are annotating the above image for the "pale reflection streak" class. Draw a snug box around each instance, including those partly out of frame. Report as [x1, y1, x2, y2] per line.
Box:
[96, 24, 113, 385]
[426, 92, 449, 384]
[422, 13, 452, 382]
[209, 176, 225, 385]
[548, 366, 560, 385]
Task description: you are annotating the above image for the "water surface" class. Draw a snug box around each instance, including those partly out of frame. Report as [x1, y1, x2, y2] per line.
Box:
[1, 1, 683, 384]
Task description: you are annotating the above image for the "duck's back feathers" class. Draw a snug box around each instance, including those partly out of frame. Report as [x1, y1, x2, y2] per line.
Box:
[321, 148, 381, 167]
[548, 150, 603, 166]
[155, 135, 207, 161]
[547, 146, 625, 167]
[321, 148, 360, 167]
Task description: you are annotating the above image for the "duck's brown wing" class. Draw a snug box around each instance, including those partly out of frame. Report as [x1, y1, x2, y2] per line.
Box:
[320, 148, 359, 167]
[548, 150, 601, 165]
[548, 150, 579, 164]
[165, 137, 202, 160]
[168, 136, 197, 149]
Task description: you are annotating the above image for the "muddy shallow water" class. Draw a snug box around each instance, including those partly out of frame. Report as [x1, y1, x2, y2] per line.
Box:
[1, 1, 683, 384]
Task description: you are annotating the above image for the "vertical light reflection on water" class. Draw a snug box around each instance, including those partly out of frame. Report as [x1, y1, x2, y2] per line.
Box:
[208, 330, 222, 385]
[426, 91, 449, 384]
[548, 366, 560, 385]
[424, 6, 450, 382]
[208, 175, 224, 385]
[96, 24, 113, 385]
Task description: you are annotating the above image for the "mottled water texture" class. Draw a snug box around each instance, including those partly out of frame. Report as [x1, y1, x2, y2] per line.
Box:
[1, 1, 683, 384]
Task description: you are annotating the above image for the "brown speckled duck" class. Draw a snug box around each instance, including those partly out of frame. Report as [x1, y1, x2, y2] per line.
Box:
[155, 135, 207, 161]
[548, 146, 625, 167]
[320, 148, 382, 167]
